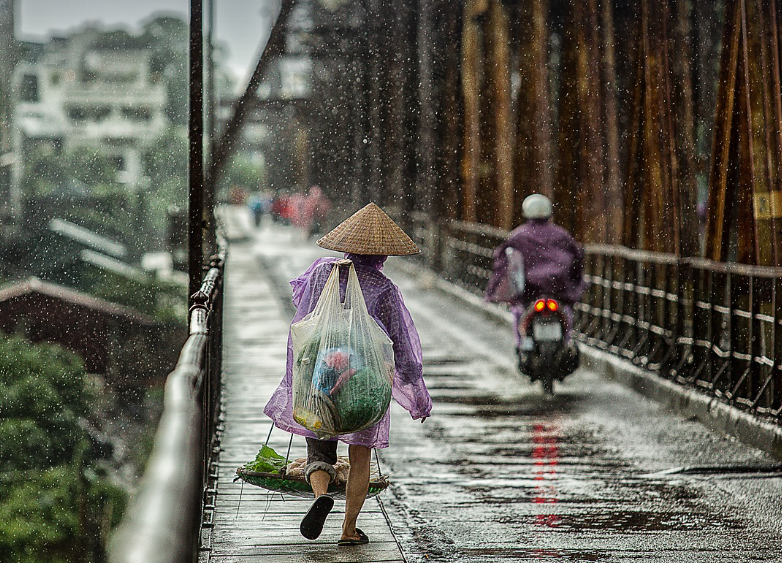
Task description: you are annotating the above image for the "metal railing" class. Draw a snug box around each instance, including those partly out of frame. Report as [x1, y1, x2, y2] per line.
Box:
[410, 215, 782, 424]
[108, 245, 227, 563]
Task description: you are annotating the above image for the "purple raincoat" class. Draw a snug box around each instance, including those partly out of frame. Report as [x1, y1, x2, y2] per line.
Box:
[486, 219, 587, 307]
[263, 254, 432, 449]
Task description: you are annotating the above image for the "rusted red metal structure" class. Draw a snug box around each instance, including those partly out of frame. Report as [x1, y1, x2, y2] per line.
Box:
[706, 0, 782, 266]
[325, 0, 779, 264]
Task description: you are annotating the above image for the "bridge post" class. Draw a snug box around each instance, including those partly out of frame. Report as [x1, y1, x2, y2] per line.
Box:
[188, 0, 205, 304]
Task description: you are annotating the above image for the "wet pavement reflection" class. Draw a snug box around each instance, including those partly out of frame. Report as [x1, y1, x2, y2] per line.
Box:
[532, 421, 560, 530]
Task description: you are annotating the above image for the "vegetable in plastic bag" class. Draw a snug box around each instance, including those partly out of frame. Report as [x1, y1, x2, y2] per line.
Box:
[291, 260, 394, 438]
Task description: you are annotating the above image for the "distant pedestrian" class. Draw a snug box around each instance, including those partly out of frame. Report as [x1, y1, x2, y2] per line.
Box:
[288, 192, 308, 235]
[303, 185, 332, 237]
[271, 193, 292, 223]
[248, 193, 263, 226]
[264, 202, 432, 546]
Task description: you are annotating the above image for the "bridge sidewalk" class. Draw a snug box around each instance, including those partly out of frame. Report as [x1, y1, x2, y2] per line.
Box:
[199, 218, 406, 562]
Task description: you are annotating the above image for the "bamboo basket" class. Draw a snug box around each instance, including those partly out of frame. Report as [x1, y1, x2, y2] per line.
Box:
[234, 463, 389, 500]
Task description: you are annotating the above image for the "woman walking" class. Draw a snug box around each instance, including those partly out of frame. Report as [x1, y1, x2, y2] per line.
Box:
[263, 202, 432, 545]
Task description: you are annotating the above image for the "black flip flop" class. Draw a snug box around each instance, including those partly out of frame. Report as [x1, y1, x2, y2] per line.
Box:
[300, 495, 334, 540]
[337, 528, 370, 546]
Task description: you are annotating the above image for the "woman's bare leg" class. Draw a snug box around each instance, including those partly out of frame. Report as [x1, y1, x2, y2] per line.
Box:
[309, 469, 331, 497]
[341, 444, 371, 540]
[301, 468, 334, 539]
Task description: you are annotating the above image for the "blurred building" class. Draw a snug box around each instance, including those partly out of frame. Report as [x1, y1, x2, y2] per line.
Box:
[12, 27, 168, 189]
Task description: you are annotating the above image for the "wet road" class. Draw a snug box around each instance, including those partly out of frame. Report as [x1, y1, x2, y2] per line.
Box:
[249, 218, 782, 562]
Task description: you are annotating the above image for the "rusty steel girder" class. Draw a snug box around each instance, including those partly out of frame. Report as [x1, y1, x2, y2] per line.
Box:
[622, 0, 698, 256]
[706, 0, 782, 266]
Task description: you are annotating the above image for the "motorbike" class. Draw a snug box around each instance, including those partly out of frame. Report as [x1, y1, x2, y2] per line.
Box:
[516, 297, 580, 394]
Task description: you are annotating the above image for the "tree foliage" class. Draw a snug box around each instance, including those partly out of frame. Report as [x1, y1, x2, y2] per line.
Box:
[220, 156, 267, 196]
[0, 334, 90, 471]
[23, 145, 121, 197]
[0, 335, 126, 562]
[142, 127, 189, 244]
[141, 16, 190, 126]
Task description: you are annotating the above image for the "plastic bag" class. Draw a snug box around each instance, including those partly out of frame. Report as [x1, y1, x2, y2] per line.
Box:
[492, 246, 526, 302]
[291, 259, 395, 439]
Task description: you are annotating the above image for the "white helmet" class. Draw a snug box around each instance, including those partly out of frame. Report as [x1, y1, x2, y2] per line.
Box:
[522, 194, 553, 220]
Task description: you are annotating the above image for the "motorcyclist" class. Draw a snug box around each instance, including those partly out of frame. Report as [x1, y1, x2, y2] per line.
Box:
[485, 194, 587, 371]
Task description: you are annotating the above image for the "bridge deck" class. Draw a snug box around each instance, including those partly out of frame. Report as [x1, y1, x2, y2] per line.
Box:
[198, 228, 405, 562]
[199, 209, 782, 561]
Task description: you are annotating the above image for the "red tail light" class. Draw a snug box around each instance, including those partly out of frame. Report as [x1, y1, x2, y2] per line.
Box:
[534, 299, 546, 312]
[546, 299, 559, 312]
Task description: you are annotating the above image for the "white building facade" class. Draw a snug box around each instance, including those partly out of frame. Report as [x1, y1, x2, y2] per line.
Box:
[13, 28, 168, 192]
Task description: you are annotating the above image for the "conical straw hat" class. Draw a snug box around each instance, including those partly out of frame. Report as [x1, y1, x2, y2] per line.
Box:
[317, 203, 420, 256]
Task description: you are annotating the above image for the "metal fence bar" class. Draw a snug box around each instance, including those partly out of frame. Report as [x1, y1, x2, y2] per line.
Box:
[188, 0, 205, 302]
[109, 246, 227, 563]
[409, 215, 782, 424]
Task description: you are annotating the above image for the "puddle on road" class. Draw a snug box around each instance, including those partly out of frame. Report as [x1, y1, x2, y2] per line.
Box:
[425, 383, 483, 392]
[461, 547, 607, 561]
[424, 356, 472, 366]
[387, 366, 757, 562]
[541, 509, 744, 533]
[433, 393, 579, 417]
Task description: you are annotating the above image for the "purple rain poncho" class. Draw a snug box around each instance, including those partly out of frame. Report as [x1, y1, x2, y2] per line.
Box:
[486, 219, 587, 307]
[263, 253, 432, 449]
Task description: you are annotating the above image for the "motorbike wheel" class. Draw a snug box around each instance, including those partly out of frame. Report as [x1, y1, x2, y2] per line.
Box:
[541, 373, 554, 395]
[538, 342, 559, 395]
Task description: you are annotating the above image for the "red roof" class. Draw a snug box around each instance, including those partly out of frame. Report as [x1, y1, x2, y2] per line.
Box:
[0, 277, 160, 374]
[0, 277, 156, 325]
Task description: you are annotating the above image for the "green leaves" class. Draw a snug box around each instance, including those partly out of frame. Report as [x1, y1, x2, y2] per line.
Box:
[0, 334, 126, 561]
[0, 335, 89, 472]
[0, 466, 81, 563]
[245, 445, 288, 473]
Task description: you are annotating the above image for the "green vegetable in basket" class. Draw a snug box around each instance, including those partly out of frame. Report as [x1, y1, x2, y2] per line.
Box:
[244, 445, 287, 473]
